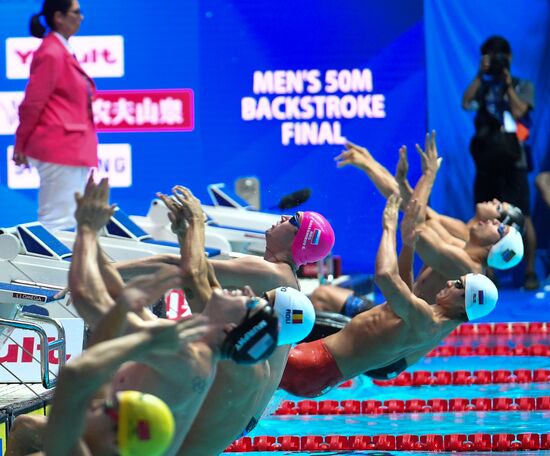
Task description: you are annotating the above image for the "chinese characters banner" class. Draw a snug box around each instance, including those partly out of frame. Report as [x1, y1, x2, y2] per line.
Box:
[93, 89, 194, 132]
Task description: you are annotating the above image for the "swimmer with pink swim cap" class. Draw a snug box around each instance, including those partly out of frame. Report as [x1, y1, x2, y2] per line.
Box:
[290, 211, 336, 266]
[263, 211, 335, 268]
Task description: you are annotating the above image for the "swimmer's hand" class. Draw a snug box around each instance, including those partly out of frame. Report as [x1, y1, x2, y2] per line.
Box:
[383, 193, 402, 230]
[415, 130, 442, 176]
[157, 191, 189, 236]
[335, 141, 373, 169]
[395, 145, 413, 201]
[171, 186, 205, 226]
[75, 171, 116, 231]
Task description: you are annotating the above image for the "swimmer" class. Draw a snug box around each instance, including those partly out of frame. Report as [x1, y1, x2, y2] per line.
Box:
[6, 289, 209, 456]
[280, 194, 498, 397]
[311, 132, 522, 317]
[156, 186, 320, 456]
[51, 175, 284, 455]
[336, 131, 533, 284]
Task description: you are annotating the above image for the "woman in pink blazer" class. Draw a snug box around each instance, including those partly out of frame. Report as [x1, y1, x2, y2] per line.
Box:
[13, 0, 97, 231]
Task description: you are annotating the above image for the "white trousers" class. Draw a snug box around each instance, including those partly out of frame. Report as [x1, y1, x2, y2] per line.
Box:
[29, 158, 90, 231]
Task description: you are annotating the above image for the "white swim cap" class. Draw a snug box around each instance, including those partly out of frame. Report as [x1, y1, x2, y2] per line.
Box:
[464, 273, 498, 321]
[273, 287, 315, 346]
[487, 226, 523, 270]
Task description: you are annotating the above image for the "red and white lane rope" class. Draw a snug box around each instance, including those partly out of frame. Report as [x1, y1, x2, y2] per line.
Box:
[449, 322, 549, 337]
[427, 344, 549, 357]
[371, 368, 550, 386]
[274, 395, 550, 415]
[226, 432, 550, 452]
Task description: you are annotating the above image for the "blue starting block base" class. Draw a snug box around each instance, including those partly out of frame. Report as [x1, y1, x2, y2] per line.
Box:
[0, 282, 62, 306]
[336, 274, 375, 297]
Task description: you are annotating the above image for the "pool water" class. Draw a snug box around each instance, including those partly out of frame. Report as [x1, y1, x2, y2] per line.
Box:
[224, 287, 550, 454]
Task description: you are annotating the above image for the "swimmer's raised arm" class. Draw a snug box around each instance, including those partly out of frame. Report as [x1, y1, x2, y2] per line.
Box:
[416, 223, 481, 277]
[398, 199, 422, 290]
[158, 186, 213, 312]
[395, 144, 414, 205]
[114, 253, 182, 281]
[411, 131, 441, 219]
[375, 195, 431, 321]
[70, 173, 116, 329]
[209, 255, 290, 295]
[44, 321, 203, 456]
[335, 140, 400, 200]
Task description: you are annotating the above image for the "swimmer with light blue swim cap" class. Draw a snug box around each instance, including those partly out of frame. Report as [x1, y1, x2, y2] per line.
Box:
[487, 225, 524, 270]
[464, 273, 499, 320]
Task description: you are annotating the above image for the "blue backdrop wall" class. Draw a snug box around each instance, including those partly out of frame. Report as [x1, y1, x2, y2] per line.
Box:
[0, 0, 426, 273]
[1, 1, 548, 273]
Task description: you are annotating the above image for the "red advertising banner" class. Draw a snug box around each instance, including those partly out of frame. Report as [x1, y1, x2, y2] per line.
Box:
[93, 89, 194, 132]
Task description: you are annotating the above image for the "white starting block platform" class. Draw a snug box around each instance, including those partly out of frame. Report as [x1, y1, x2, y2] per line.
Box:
[131, 183, 280, 256]
[55, 207, 224, 262]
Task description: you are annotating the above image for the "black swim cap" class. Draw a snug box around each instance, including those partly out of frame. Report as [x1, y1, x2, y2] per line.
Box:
[221, 297, 279, 364]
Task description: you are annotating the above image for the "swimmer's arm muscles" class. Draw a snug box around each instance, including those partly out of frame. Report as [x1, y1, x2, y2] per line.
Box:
[177, 215, 213, 313]
[210, 257, 288, 294]
[431, 214, 469, 241]
[115, 253, 181, 281]
[426, 219, 465, 247]
[398, 244, 415, 291]
[416, 224, 477, 277]
[69, 226, 116, 329]
[44, 331, 155, 456]
[375, 219, 413, 319]
[376, 216, 432, 320]
[359, 155, 400, 200]
[97, 244, 125, 299]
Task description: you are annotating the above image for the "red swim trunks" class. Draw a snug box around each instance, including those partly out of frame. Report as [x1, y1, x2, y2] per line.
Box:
[279, 339, 344, 398]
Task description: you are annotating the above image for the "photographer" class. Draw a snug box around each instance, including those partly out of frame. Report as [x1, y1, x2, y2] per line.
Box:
[462, 35, 539, 290]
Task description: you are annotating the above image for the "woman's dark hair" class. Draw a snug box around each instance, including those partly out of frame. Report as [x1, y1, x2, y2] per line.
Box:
[29, 0, 73, 38]
[480, 35, 512, 55]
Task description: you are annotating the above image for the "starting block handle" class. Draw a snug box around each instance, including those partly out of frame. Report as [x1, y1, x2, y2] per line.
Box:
[0, 314, 66, 389]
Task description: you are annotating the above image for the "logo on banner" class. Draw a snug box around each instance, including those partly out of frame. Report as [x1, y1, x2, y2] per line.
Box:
[93, 89, 194, 132]
[0, 318, 84, 383]
[6, 36, 125, 79]
[0, 91, 25, 135]
[6, 144, 133, 189]
[12, 292, 46, 303]
[0, 89, 194, 135]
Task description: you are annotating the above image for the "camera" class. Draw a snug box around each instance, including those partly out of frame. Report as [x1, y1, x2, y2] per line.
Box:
[485, 52, 510, 76]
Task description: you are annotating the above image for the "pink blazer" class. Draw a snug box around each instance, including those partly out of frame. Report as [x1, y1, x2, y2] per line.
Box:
[15, 33, 98, 167]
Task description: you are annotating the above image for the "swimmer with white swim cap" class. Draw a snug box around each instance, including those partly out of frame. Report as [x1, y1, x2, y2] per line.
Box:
[281, 195, 499, 397]
[153, 186, 326, 456]
[7, 176, 297, 456]
[311, 132, 523, 318]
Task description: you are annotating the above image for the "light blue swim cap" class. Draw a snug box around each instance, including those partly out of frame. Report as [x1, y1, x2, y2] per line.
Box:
[464, 273, 498, 320]
[487, 226, 523, 270]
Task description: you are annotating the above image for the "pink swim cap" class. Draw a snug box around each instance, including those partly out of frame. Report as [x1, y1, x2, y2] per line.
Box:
[291, 211, 335, 266]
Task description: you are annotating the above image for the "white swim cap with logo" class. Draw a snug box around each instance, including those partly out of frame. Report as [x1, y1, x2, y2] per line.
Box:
[464, 273, 498, 321]
[487, 226, 524, 270]
[273, 287, 315, 345]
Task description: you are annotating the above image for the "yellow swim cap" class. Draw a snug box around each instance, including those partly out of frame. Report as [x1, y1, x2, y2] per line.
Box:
[117, 391, 175, 456]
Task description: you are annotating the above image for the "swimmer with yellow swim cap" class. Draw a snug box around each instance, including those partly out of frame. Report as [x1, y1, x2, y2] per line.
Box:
[7, 177, 297, 456]
[111, 391, 175, 456]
